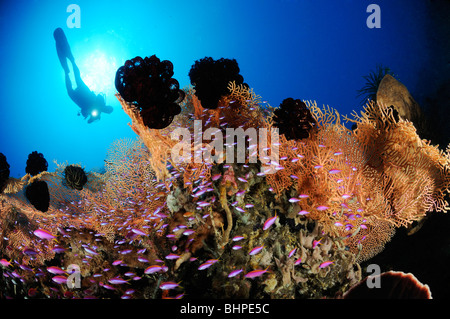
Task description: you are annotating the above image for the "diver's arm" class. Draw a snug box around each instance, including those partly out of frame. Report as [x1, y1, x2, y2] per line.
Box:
[87, 113, 101, 124]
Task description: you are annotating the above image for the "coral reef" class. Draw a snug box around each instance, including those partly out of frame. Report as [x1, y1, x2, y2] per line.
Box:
[0, 60, 449, 299]
[62, 164, 88, 191]
[273, 98, 317, 140]
[188, 57, 247, 109]
[25, 180, 50, 212]
[115, 55, 185, 129]
[357, 64, 397, 106]
[376, 74, 426, 136]
[263, 98, 449, 262]
[25, 151, 48, 177]
[343, 270, 432, 299]
[0, 153, 10, 194]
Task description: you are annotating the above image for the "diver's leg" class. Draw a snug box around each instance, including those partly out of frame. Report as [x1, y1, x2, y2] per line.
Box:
[70, 60, 88, 90]
[65, 73, 76, 99]
[55, 45, 70, 74]
[53, 28, 75, 64]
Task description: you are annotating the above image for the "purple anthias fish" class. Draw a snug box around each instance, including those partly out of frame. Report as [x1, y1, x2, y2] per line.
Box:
[198, 259, 219, 270]
[0, 259, 12, 267]
[244, 267, 269, 279]
[108, 276, 129, 285]
[47, 266, 66, 275]
[197, 201, 211, 207]
[131, 229, 147, 236]
[52, 246, 67, 253]
[52, 275, 68, 284]
[144, 265, 162, 274]
[235, 207, 245, 213]
[319, 261, 334, 268]
[288, 248, 297, 258]
[249, 245, 264, 255]
[263, 215, 277, 230]
[159, 281, 180, 290]
[228, 269, 243, 278]
[84, 247, 98, 255]
[34, 229, 56, 240]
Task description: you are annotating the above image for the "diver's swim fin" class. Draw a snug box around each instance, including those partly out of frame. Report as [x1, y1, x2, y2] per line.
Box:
[53, 27, 74, 73]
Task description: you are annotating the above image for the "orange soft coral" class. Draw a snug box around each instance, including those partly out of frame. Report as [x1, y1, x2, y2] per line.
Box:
[266, 100, 450, 262]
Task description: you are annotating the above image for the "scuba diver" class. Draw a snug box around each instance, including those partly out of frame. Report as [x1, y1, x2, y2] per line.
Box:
[53, 27, 113, 123]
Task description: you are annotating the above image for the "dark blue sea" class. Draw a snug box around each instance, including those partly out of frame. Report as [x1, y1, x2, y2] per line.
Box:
[1, 0, 445, 178]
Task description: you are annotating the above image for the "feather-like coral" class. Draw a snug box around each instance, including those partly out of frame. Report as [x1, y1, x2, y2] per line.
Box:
[265, 100, 450, 261]
[0, 79, 448, 298]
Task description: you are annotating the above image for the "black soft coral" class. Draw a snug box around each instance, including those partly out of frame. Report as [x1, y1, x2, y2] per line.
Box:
[273, 98, 317, 140]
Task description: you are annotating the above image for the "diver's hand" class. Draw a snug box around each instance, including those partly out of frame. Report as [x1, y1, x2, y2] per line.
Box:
[87, 114, 101, 124]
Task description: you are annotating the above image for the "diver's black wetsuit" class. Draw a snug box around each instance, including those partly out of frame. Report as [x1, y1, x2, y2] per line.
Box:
[53, 27, 112, 123]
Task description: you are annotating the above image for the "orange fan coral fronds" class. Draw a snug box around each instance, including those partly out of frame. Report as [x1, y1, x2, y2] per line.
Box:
[178, 81, 269, 134]
[0, 196, 65, 266]
[347, 101, 450, 226]
[266, 100, 450, 262]
[116, 93, 178, 181]
[342, 216, 396, 263]
[182, 162, 212, 191]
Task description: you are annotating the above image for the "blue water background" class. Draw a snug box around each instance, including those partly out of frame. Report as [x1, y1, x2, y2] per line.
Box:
[0, 0, 436, 178]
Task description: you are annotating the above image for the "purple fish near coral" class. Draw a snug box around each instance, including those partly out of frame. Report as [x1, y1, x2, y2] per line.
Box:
[249, 245, 264, 255]
[244, 267, 269, 279]
[108, 276, 129, 285]
[319, 261, 334, 268]
[228, 269, 243, 278]
[263, 214, 277, 230]
[52, 275, 68, 284]
[144, 265, 162, 274]
[34, 229, 56, 240]
[159, 281, 180, 290]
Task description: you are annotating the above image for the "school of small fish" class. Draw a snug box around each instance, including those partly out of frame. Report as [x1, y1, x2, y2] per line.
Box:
[0, 96, 402, 300]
